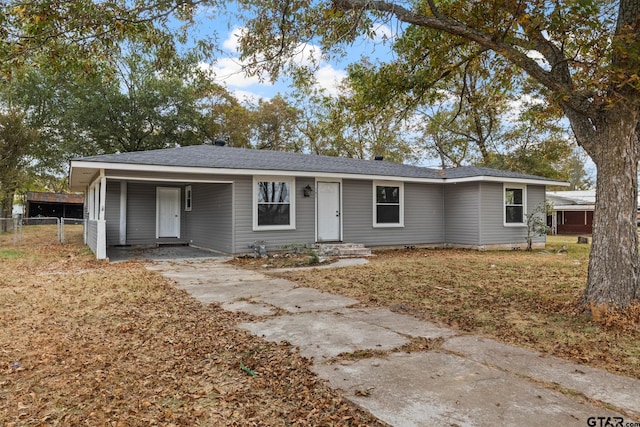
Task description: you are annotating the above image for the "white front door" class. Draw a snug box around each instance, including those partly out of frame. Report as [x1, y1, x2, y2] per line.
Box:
[317, 182, 341, 241]
[156, 187, 181, 238]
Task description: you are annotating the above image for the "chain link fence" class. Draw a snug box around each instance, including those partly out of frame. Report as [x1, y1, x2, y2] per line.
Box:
[0, 217, 86, 246]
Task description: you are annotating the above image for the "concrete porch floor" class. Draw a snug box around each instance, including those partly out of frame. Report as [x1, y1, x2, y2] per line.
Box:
[107, 245, 228, 262]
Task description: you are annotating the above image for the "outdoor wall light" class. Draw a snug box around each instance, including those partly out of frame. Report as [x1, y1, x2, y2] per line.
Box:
[303, 185, 313, 197]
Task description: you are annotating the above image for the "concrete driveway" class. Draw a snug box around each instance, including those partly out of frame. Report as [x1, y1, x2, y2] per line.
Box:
[147, 258, 640, 426]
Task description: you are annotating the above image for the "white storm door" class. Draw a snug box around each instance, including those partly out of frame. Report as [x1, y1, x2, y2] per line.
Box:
[317, 182, 341, 241]
[156, 187, 181, 238]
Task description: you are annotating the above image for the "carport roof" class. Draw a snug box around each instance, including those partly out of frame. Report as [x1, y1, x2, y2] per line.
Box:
[70, 144, 568, 190]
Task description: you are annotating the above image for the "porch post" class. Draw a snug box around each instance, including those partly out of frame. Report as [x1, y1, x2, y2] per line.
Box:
[119, 181, 127, 245]
[96, 173, 107, 260]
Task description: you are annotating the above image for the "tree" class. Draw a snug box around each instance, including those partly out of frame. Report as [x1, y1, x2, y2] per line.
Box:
[201, 85, 253, 148]
[238, 0, 640, 308]
[0, 110, 38, 228]
[556, 148, 594, 191]
[1, 0, 217, 76]
[251, 95, 304, 151]
[525, 203, 551, 252]
[290, 69, 418, 162]
[61, 49, 214, 155]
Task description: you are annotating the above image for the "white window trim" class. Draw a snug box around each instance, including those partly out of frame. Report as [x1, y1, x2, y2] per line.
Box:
[253, 176, 296, 231]
[184, 185, 192, 212]
[504, 183, 527, 227]
[373, 180, 404, 228]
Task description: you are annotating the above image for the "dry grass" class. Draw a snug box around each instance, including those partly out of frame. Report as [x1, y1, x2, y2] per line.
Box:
[0, 226, 384, 426]
[261, 236, 640, 380]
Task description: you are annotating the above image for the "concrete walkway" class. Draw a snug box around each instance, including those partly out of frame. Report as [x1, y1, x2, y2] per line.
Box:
[147, 259, 640, 427]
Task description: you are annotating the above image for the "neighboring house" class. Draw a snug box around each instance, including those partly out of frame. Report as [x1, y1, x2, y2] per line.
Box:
[546, 190, 595, 234]
[25, 192, 84, 219]
[547, 190, 640, 235]
[69, 144, 566, 260]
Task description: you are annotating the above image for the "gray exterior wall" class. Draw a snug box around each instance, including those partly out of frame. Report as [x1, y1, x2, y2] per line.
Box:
[478, 183, 546, 245]
[184, 183, 233, 253]
[97, 169, 547, 254]
[233, 176, 316, 253]
[103, 178, 235, 250]
[342, 180, 445, 247]
[105, 181, 120, 246]
[126, 182, 160, 244]
[87, 220, 98, 253]
[443, 182, 481, 245]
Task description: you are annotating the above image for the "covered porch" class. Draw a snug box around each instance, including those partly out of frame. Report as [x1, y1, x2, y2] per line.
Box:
[73, 168, 234, 260]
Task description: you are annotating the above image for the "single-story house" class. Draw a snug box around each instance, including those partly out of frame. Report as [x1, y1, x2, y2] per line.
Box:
[25, 191, 84, 219]
[69, 144, 567, 260]
[546, 190, 595, 234]
[547, 189, 640, 234]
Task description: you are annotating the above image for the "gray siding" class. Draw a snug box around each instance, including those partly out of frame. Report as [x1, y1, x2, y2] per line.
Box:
[444, 182, 481, 245]
[233, 176, 316, 253]
[87, 220, 98, 253]
[126, 182, 157, 244]
[184, 183, 233, 253]
[98, 168, 548, 253]
[105, 181, 120, 246]
[125, 182, 187, 245]
[478, 183, 546, 245]
[342, 180, 445, 247]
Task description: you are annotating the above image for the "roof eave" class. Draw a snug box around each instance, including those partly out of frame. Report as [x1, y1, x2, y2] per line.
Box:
[69, 160, 569, 188]
[443, 175, 569, 187]
[69, 160, 446, 184]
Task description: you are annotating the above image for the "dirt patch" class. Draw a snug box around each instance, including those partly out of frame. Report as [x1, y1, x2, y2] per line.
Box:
[0, 228, 385, 426]
[231, 253, 337, 269]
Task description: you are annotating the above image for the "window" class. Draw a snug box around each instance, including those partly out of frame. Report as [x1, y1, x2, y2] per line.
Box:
[253, 177, 295, 230]
[373, 181, 404, 227]
[185, 185, 192, 212]
[504, 185, 526, 225]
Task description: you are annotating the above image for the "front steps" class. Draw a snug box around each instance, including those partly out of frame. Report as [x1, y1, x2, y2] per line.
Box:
[316, 243, 372, 257]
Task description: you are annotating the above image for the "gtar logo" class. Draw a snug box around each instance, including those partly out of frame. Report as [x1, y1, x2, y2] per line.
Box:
[586, 417, 624, 427]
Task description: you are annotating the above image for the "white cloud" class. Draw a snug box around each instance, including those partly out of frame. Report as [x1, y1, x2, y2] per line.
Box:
[201, 29, 349, 100]
[222, 26, 243, 52]
[199, 58, 271, 88]
[314, 64, 347, 96]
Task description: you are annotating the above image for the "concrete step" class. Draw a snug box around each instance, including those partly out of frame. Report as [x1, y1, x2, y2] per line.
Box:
[316, 243, 372, 257]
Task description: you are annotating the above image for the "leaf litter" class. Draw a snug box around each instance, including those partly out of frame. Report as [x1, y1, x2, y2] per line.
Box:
[258, 243, 640, 380]
[0, 227, 385, 426]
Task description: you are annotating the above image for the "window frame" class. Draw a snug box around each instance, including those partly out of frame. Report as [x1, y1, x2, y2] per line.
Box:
[503, 184, 527, 227]
[372, 181, 404, 228]
[252, 176, 296, 231]
[184, 185, 192, 212]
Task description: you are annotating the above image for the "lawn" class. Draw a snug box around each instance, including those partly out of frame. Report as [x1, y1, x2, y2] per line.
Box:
[0, 226, 384, 426]
[247, 236, 640, 380]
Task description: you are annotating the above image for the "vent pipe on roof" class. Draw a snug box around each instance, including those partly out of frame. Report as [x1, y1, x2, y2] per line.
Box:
[374, 155, 384, 161]
[214, 139, 226, 147]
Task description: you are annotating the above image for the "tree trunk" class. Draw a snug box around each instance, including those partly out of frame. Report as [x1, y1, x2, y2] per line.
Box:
[577, 107, 640, 307]
[0, 193, 12, 232]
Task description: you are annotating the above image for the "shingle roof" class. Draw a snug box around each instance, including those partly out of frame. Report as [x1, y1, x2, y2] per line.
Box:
[442, 165, 557, 181]
[74, 144, 563, 183]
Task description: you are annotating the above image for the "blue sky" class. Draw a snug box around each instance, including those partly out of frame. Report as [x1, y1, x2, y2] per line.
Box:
[189, 6, 398, 103]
